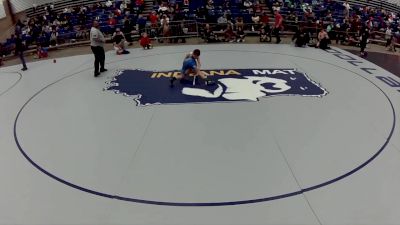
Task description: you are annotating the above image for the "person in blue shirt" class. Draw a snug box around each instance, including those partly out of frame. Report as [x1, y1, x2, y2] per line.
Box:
[170, 49, 214, 87]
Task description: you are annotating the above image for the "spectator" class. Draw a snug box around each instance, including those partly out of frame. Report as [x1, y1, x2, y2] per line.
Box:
[359, 26, 369, 56]
[137, 14, 147, 33]
[224, 24, 236, 42]
[274, 10, 283, 43]
[171, 21, 187, 43]
[260, 22, 271, 42]
[260, 11, 269, 25]
[235, 17, 245, 31]
[34, 44, 48, 59]
[112, 28, 129, 54]
[160, 14, 170, 43]
[105, 0, 113, 8]
[243, 0, 253, 12]
[251, 13, 261, 31]
[343, 0, 350, 18]
[14, 34, 27, 71]
[140, 32, 153, 49]
[203, 24, 219, 42]
[317, 28, 330, 49]
[50, 30, 58, 46]
[236, 26, 246, 42]
[292, 26, 309, 47]
[206, 0, 214, 10]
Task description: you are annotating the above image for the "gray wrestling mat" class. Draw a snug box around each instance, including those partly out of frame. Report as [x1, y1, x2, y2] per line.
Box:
[0, 44, 399, 225]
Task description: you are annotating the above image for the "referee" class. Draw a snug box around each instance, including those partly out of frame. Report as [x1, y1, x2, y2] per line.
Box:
[90, 21, 107, 77]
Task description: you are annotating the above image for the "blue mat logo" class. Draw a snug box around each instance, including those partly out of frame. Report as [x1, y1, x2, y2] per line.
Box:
[105, 69, 327, 106]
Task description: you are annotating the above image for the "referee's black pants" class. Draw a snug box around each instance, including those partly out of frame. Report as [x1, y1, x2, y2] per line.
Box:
[91, 46, 105, 74]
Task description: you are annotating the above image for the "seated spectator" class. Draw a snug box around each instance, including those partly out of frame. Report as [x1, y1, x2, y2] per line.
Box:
[112, 28, 130, 54]
[243, 0, 253, 12]
[260, 11, 269, 25]
[236, 26, 246, 42]
[224, 24, 236, 42]
[105, 0, 113, 8]
[217, 14, 229, 30]
[108, 16, 117, 26]
[260, 23, 272, 42]
[149, 11, 159, 28]
[75, 25, 88, 40]
[136, 0, 145, 12]
[317, 28, 330, 49]
[223, 0, 231, 9]
[251, 13, 261, 31]
[50, 30, 58, 46]
[203, 24, 220, 42]
[34, 44, 48, 59]
[158, 2, 169, 14]
[272, 2, 281, 12]
[292, 26, 310, 47]
[235, 17, 244, 31]
[206, 0, 214, 10]
[253, 1, 262, 13]
[140, 32, 153, 49]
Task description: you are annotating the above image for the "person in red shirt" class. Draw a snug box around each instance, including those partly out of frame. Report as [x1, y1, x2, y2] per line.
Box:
[260, 11, 269, 24]
[140, 32, 152, 49]
[108, 17, 117, 26]
[149, 11, 158, 28]
[273, 10, 283, 43]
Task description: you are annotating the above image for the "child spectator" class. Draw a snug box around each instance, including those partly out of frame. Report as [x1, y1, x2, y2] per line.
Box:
[140, 32, 153, 49]
[34, 44, 48, 59]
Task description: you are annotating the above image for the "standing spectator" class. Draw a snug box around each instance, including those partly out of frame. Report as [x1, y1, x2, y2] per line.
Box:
[160, 15, 170, 43]
[137, 14, 147, 34]
[90, 21, 107, 77]
[122, 16, 133, 44]
[274, 10, 283, 43]
[343, 0, 350, 18]
[385, 27, 392, 49]
[15, 34, 27, 71]
[359, 26, 369, 56]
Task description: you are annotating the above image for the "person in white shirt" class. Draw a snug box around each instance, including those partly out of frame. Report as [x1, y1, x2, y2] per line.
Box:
[106, 0, 113, 7]
[90, 21, 107, 77]
[343, 1, 350, 18]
